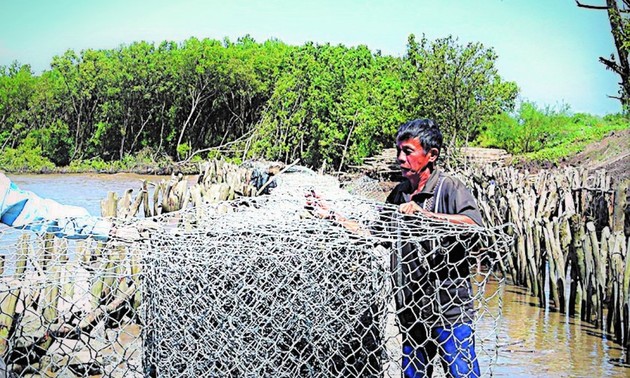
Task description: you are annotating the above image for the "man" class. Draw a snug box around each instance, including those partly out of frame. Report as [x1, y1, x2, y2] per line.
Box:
[0, 172, 138, 241]
[306, 118, 483, 377]
[386, 118, 482, 378]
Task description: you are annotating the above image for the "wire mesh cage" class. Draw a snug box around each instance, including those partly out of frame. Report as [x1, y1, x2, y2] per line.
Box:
[0, 169, 511, 377]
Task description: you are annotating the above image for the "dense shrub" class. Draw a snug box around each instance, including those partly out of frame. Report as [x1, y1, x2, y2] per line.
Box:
[476, 102, 629, 162]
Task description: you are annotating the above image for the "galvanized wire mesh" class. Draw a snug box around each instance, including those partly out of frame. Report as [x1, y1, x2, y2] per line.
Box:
[0, 169, 511, 377]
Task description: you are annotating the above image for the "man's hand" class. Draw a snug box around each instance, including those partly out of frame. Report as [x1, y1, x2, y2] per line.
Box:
[399, 201, 425, 215]
[398, 202, 477, 225]
[305, 190, 333, 219]
[398, 202, 439, 220]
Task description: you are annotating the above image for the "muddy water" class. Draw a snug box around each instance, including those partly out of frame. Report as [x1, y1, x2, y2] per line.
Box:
[7, 172, 168, 216]
[492, 282, 628, 377]
[6, 173, 630, 377]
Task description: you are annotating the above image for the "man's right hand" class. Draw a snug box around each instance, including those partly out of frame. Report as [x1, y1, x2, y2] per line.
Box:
[305, 190, 333, 219]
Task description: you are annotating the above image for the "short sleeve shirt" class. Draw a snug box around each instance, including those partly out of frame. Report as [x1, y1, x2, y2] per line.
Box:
[385, 169, 482, 226]
[384, 169, 482, 326]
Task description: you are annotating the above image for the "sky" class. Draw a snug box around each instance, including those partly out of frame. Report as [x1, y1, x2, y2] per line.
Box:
[0, 0, 622, 115]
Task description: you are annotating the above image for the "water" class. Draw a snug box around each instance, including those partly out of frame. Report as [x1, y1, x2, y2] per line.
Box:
[4, 173, 630, 377]
[7, 172, 167, 216]
[493, 284, 628, 377]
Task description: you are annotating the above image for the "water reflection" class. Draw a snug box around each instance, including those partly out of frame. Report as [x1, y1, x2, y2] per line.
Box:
[494, 283, 627, 377]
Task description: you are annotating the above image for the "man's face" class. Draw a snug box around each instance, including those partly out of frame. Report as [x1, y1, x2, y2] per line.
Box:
[396, 138, 438, 181]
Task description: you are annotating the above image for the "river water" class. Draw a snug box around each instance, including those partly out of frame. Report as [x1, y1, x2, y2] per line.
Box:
[4, 173, 630, 377]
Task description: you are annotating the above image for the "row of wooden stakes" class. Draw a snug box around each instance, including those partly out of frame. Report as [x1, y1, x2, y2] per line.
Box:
[462, 164, 629, 361]
[102, 159, 277, 219]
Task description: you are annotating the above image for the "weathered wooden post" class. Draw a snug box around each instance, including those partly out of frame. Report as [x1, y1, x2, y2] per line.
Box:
[0, 234, 29, 356]
[36, 237, 63, 353]
[153, 179, 163, 216]
[142, 180, 152, 218]
[543, 221, 558, 310]
[570, 215, 587, 317]
[623, 236, 630, 364]
[128, 187, 145, 219]
[587, 222, 606, 327]
[118, 189, 133, 219]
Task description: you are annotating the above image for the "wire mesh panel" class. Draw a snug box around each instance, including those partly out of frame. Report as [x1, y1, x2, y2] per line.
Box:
[0, 169, 511, 377]
[143, 212, 388, 377]
[0, 231, 144, 377]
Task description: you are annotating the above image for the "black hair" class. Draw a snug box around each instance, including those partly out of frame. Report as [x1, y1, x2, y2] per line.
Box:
[395, 118, 443, 153]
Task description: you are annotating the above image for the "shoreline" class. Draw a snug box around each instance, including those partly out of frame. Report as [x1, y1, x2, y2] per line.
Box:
[2, 162, 200, 176]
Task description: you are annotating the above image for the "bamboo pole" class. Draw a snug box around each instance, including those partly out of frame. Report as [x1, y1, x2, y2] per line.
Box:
[570, 216, 587, 317]
[36, 238, 62, 353]
[601, 227, 613, 330]
[153, 179, 163, 216]
[606, 231, 624, 342]
[101, 192, 119, 219]
[130, 247, 142, 311]
[551, 218, 567, 313]
[506, 191, 526, 285]
[533, 222, 545, 306]
[543, 220, 560, 310]
[128, 187, 145, 218]
[100, 248, 122, 305]
[582, 227, 595, 322]
[89, 251, 111, 314]
[118, 188, 133, 219]
[612, 179, 627, 234]
[524, 221, 538, 297]
[190, 184, 204, 222]
[50, 282, 138, 339]
[580, 169, 589, 214]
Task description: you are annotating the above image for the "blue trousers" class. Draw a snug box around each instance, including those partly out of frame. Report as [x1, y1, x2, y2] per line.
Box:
[402, 323, 480, 378]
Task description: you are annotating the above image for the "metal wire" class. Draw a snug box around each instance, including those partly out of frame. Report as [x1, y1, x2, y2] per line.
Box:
[0, 169, 511, 377]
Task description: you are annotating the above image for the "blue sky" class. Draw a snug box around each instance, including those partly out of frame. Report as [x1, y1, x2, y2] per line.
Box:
[0, 0, 621, 115]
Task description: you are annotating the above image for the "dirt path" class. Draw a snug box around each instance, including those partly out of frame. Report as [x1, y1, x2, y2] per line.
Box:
[563, 128, 630, 183]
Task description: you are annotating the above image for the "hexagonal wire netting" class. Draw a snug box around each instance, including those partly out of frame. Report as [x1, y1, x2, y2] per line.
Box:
[0, 169, 511, 377]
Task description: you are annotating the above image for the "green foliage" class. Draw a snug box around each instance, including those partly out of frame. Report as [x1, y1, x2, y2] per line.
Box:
[405, 34, 519, 147]
[0, 133, 55, 172]
[478, 102, 565, 154]
[8, 34, 627, 172]
[65, 148, 173, 173]
[1, 35, 522, 172]
[67, 157, 112, 172]
[250, 43, 410, 169]
[477, 102, 629, 162]
[23, 33, 630, 173]
[35, 120, 74, 166]
[176, 143, 191, 159]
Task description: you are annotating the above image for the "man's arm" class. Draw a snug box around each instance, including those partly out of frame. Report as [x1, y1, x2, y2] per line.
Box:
[397, 176, 482, 226]
[398, 201, 477, 225]
[304, 190, 371, 235]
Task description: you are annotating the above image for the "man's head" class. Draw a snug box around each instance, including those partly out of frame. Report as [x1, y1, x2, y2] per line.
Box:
[395, 118, 443, 154]
[395, 118, 442, 183]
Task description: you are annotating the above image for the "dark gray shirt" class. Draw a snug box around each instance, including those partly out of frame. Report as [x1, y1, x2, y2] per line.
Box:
[385, 169, 482, 327]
